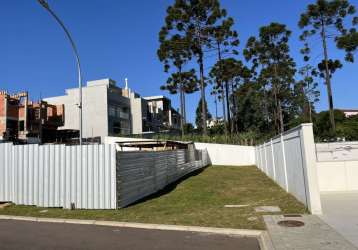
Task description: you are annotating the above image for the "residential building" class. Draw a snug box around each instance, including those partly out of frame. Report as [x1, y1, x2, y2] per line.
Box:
[0, 91, 64, 143]
[44, 78, 182, 140]
[339, 109, 358, 118]
[144, 95, 181, 131]
[44, 79, 131, 141]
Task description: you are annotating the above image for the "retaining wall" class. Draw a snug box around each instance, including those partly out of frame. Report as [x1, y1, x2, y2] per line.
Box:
[194, 143, 255, 166]
[316, 141, 358, 192]
[255, 124, 322, 214]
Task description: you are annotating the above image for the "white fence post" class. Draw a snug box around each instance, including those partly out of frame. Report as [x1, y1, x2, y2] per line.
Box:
[271, 139, 276, 181]
[280, 134, 289, 192]
[299, 124, 322, 215]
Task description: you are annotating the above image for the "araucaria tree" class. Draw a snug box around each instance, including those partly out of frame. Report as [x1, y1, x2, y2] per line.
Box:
[298, 0, 357, 134]
[295, 65, 320, 123]
[160, 69, 199, 128]
[209, 58, 250, 133]
[244, 23, 296, 133]
[161, 0, 227, 135]
[158, 33, 194, 136]
[207, 14, 240, 134]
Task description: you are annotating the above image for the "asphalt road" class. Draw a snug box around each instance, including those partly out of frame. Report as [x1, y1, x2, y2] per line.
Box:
[0, 220, 260, 250]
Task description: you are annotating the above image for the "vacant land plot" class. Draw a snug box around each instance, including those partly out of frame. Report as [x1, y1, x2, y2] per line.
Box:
[0, 166, 306, 230]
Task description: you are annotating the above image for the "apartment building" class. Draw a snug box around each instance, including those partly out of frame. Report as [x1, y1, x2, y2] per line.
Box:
[0, 91, 64, 143]
[42, 78, 183, 141]
[44, 79, 131, 141]
[144, 95, 181, 131]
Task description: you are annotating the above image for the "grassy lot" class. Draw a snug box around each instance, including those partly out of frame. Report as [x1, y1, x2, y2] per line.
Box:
[0, 166, 307, 230]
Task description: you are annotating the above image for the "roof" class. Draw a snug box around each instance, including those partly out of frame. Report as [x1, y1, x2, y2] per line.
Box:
[339, 109, 358, 113]
[143, 95, 169, 101]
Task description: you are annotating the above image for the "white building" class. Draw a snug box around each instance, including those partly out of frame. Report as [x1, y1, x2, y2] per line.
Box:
[44, 79, 182, 141]
[340, 109, 358, 118]
[45, 79, 131, 141]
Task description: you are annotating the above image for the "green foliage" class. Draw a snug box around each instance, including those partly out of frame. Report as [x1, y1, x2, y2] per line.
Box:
[314, 110, 358, 141]
[337, 30, 358, 62]
[160, 69, 199, 95]
[234, 81, 269, 134]
[317, 59, 342, 79]
[294, 65, 320, 123]
[244, 22, 297, 133]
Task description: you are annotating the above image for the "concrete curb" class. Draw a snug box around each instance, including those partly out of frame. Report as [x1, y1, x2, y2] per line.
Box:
[0, 214, 261, 236]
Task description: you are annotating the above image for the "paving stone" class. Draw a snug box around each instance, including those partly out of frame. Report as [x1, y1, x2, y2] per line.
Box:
[254, 206, 281, 213]
[264, 215, 358, 250]
[224, 205, 249, 208]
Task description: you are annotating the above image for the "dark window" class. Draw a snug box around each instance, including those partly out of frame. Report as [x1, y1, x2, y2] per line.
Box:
[19, 121, 25, 131]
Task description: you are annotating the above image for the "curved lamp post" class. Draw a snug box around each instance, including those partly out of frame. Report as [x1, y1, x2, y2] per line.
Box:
[37, 0, 83, 145]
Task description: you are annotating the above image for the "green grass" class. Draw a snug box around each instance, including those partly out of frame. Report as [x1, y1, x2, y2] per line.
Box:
[0, 166, 307, 230]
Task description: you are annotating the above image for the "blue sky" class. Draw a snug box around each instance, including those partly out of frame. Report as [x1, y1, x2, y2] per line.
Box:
[1, 0, 358, 124]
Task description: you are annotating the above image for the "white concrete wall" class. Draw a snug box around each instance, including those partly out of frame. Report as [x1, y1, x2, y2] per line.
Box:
[45, 84, 108, 140]
[315, 142, 358, 192]
[317, 161, 358, 192]
[316, 142, 358, 162]
[194, 143, 256, 166]
[256, 124, 322, 214]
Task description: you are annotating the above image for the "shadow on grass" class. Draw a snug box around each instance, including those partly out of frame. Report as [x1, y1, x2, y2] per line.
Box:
[125, 166, 209, 208]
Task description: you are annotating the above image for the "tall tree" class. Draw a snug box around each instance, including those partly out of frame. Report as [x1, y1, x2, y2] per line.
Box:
[161, 0, 227, 135]
[208, 15, 240, 134]
[210, 58, 250, 133]
[160, 69, 199, 132]
[195, 97, 212, 131]
[244, 23, 296, 133]
[295, 65, 320, 123]
[234, 81, 269, 134]
[298, 0, 357, 134]
[158, 34, 193, 136]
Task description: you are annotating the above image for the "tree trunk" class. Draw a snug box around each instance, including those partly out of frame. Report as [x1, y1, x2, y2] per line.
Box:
[178, 67, 185, 138]
[225, 80, 231, 132]
[199, 53, 207, 135]
[214, 93, 218, 119]
[273, 64, 283, 133]
[321, 20, 336, 134]
[230, 81, 236, 134]
[278, 100, 284, 133]
[183, 92, 187, 125]
[217, 42, 229, 136]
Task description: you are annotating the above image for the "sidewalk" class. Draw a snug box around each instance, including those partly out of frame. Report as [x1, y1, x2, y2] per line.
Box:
[264, 215, 357, 250]
[320, 192, 358, 247]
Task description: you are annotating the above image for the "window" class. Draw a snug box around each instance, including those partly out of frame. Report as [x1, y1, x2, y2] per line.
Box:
[19, 121, 25, 131]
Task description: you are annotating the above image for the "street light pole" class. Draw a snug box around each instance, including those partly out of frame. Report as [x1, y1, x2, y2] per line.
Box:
[37, 0, 83, 145]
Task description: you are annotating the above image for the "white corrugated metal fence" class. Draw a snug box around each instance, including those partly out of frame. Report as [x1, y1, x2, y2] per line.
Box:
[0, 143, 117, 209]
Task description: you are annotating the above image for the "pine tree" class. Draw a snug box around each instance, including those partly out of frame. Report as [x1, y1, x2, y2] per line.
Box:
[244, 23, 296, 133]
[161, 0, 227, 135]
[299, 0, 357, 134]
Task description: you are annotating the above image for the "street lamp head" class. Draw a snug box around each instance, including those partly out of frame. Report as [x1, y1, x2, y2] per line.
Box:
[37, 0, 49, 9]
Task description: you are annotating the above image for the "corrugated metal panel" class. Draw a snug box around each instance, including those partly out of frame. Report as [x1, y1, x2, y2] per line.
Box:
[0, 143, 116, 209]
[117, 149, 209, 208]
